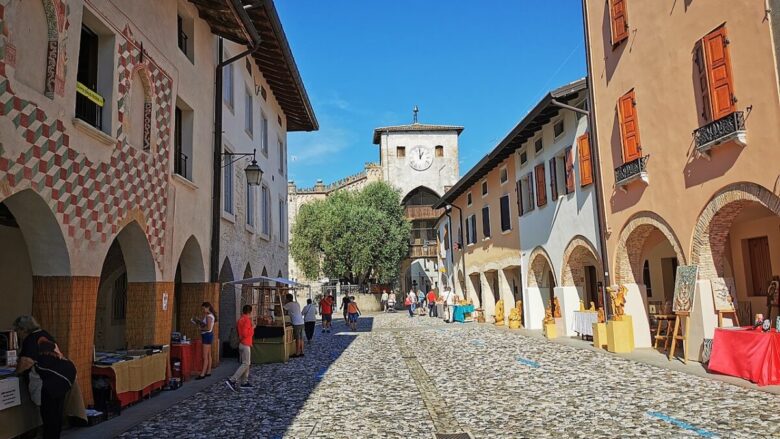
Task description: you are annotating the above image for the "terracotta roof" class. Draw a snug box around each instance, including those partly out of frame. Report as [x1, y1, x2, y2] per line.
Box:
[189, 0, 318, 132]
[435, 78, 588, 208]
[372, 123, 464, 144]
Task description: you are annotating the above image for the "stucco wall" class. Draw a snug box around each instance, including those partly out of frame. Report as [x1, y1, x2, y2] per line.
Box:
[380, 131, 459, 199]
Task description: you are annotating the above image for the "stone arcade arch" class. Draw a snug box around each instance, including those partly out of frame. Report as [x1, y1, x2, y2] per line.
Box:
[525, 246, 556, 329]
[217, 257, 236, 350]
[173, 236, 207, 338]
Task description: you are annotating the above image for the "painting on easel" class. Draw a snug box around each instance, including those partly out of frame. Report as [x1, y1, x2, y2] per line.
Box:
[711, 277, 737, 312]
[672, 265, 698, 313]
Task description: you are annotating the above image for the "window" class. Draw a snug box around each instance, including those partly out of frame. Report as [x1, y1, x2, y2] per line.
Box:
[481, 181, 488, 196]
[244, 88, 253, 137]
[467, 192, 472, 206]
[618, 89, 641, 163]
[260, 113, 269, 155]
[564, 146, 575, 194]
[534, 137, 543, 153]
[223, 148, 234, 214]
[610, 0, 629, 46]
[177, 13, 194, 62]
[643, 260, 652, 297]
[500, 195, 511, 232]
[279, 200, 285, 242]
[397, 146, 406, 157]
[75, 25, 102, 130]
[112, 272, 127, 320]
[223, 55, 234, 110]
[578, 133, 593, 186]
[481, 206, 491, 239]
[261, 185, 271, 236]
[246, 183, 255, 227]
[519, 151, 527, 165]
[554, 155, 566, 196]
[549, 158, 558, 200]
[435, 145, 444, 157]
[534, 163, 547, 207]
[468, 215, 477, 244]
[553, 119, 564, 138]
[695, 25, 736, 122]
[518, 173, 535, 215]
[500, 168, 508, 184]
[174, 99, 194, 180]
[278, 139, 286, 175]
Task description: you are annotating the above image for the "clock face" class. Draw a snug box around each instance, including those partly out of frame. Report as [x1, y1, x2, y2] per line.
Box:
[409, 146, 433, 171]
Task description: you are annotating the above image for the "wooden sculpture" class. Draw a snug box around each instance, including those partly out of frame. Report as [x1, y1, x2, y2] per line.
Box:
[589, 301, 596, 311]
[543, 306, 555, 325]
[508, 307, 522, 329]
[597, 307, 606, 323]
[608, 285, 627, 321]
[494, 300, 505, 326]
[553, 297, 562, 318]
[579, 300, 585, 312]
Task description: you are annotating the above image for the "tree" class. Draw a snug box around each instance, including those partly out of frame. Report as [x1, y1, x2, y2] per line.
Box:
[290, 181, 410, 286]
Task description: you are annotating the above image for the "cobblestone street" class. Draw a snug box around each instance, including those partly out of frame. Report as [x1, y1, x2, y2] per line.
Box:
[119, 313, 780, 439]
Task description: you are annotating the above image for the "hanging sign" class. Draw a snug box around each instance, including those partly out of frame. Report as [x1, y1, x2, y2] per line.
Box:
[162, 292, 169, 311]
[76, 82, 105, 107]
[0, 377, 21, 411]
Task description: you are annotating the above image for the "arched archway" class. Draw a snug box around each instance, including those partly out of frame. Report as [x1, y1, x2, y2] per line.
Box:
[172, 236, 206, 336]
[218, 257, 236, 348]
[690, 183, 780, 318]
[614, 212, 686, 285]
[401, 186, 440, 206]
[525, 246, 556, 329]
[561, 236, 603, 307]
[126, 66, 154, 151]
[527, 247, 556, 288]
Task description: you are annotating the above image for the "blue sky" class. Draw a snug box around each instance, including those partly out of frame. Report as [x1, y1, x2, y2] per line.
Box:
[277, 1, 586, 188]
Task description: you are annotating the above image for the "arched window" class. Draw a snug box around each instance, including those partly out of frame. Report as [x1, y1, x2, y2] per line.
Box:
[127, 69, 152, 151]
[14, 0, 48, 94]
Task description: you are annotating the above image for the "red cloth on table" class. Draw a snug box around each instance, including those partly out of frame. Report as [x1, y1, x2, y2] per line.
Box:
[708, 327, 780, 386]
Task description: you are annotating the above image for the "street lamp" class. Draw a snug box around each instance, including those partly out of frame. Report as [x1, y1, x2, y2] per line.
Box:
[222, 148, 264, 186]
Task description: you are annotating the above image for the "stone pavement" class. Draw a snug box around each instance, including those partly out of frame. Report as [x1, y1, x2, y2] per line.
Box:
[109, 312, 779, 439]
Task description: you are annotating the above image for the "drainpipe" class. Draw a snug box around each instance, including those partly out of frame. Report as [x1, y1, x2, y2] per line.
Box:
[581, 0, 612, 316]
[447, 203, 468, 298]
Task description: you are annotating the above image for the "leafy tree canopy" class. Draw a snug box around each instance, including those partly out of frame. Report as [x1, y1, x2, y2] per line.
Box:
[290, 181, 410, 285]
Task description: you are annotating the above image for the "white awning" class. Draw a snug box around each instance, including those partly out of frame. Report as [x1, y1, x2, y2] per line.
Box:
[223, 275, 307, 288]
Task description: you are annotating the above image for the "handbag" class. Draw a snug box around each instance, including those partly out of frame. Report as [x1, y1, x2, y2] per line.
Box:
[404, 297, 411, 306]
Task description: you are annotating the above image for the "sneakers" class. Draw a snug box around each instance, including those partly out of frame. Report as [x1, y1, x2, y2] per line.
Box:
[225, 380, 238, 392]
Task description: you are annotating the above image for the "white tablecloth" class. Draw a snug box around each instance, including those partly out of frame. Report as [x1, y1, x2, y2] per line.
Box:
[573, 311, 599, 336]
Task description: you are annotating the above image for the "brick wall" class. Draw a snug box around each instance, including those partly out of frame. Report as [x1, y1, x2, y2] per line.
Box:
[177, 282, 220, 365]
[125, 282, 175, 348]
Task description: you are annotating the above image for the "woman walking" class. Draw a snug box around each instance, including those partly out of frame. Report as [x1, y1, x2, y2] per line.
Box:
[347, 296, 361, 330]
[302, 299, 317, 344]
[194, 302, 216, 380]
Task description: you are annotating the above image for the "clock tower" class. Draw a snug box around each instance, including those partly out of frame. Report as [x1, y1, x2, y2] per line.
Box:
[372, 111, 463, 293]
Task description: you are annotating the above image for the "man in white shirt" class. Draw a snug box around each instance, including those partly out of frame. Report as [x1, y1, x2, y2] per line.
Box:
[283, 294, 305, 357]
[380, 290, 389, 312]
[443, 288, 455, 323]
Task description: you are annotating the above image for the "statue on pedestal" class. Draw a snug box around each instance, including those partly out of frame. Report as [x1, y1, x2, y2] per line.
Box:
[597, 307, 605, 323]
[589, 301, 596, 312]
[494, 300, 505, 326]
[579, 300, 585, 311]
[553, 297, 562, 318]
[508, 307, 522, 329]
[543, 306, 555, 325]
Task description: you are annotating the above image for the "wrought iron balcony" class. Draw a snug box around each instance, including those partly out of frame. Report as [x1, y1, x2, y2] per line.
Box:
[693, 111, 746, 158]
[408, 243, 437, 258]
[614, 155, 649, 192]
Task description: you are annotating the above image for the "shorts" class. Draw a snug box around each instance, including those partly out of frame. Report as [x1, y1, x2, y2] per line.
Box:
[292, 325, 304, 340]
[348, 313, 359, 323]
[322, 313, 332, 322]
[201, 332, 214, 345]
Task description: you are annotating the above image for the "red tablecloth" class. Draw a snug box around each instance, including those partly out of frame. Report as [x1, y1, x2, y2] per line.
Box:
[708, 327, 780, 386]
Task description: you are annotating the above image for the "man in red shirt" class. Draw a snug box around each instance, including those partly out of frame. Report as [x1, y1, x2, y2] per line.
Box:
[226, 305, 254, 392]
[319, 293, 334, 333]
[427, 290, 438, 318]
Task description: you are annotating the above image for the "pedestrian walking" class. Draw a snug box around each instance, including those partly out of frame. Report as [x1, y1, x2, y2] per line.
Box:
[193, 302, 216, 379]
[347, 296, 361, 330]
[407, 289, 417, 317]
[380, 289, 389, 312]
[427, 289, 438, 317]
[319, 293, 334, 333]
[283, 294, 305, 358]
[443, 288, 455, 323]
[387, 290, 397, 312]
[303, 299, 317, 344]
[226, 305, 254, 392]
[417, 289, 426, 316]
[341, 293, 350, 324]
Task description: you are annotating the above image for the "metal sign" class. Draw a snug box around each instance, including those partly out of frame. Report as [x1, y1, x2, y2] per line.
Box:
[76, 82, 105, 107]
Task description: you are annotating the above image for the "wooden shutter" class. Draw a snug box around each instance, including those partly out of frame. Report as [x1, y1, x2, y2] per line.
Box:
[470, 215, 477, 244]
[618, 90, 641, 162]
[694, 41, 712, 122]
[564, 146, 575, 194]
[535, 164, 547, 207]
[500, 195, 511, 231]
[526, 173, 535, 212]
[703, 26, 736, 120]
[611, 0, 629, 45]
[578, 133, 593, 186]
[549, 158, 558, 200]
[482, 206, 491, 238]
[516, 179, 523, 215]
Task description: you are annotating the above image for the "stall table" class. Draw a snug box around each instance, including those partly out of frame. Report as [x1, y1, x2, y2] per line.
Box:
[251, 325, 294, 364]
[708, 327, 780, 386]
[170, 343, 194, 381]
[0, 375, 86, 439]
[452, 304, 475, 323]
[92, 353, 168, 408]
[573, 311, 599, 338]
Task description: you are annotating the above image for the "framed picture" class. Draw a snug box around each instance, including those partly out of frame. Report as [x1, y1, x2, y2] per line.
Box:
[711, 277, 736, 312]
[672, 265, 699, 313]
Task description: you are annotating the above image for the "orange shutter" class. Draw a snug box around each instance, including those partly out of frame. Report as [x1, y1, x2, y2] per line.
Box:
[611, 0, 629, 45]
[535, 164, 547, 207]
[564, 146, 574, 194]
[578, 133, 593, 186]
[703, 26, 735, 120]
[618, 90, 641, 162]
[694, 41, 712, 122]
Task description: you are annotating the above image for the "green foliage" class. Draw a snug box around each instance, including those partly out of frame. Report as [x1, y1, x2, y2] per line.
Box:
[290, 181, 410, 285]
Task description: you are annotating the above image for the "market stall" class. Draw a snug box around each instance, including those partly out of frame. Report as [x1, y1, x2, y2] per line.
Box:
[92, 349, 168, 408]
[708, 327, 780, 386]
[223, 276, 307, 364]
[573, 311, 599, 339]
[452, 303, 475, 323]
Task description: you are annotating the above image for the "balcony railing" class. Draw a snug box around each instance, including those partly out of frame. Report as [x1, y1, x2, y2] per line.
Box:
[614, 155, 649, 191]
[404, 205, 444, 220]
[174, 151, 189, 180]
[693, 111, 746, 158]
[408, 243, 437, 258]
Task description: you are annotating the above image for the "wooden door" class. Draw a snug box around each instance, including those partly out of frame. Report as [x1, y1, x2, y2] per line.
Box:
[703, 26, 736, 120]
[748, 237, 772, 295]
[618, 90, 641, 162]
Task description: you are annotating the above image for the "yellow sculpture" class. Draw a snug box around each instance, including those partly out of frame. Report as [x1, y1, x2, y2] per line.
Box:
[508, 307, 522, 329]
[597, 307, 606, 323]
[579, 300, 585, 311]
[589, 301, 596, 311]
[608, 285, 628, 321]
[553, 297, 562, 318]
[543, 306, 555, 325]
[494, 300, 505, 326]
